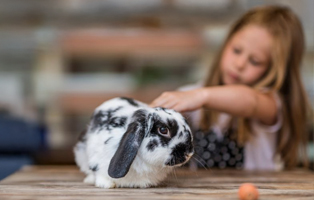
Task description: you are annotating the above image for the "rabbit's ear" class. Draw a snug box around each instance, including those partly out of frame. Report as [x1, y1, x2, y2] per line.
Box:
[108, 110, 153, 178]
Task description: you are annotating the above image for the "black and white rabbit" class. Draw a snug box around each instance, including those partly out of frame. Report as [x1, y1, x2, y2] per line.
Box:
[74, 97, 194, 188]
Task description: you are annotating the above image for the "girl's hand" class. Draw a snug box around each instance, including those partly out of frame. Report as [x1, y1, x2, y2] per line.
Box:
[149, 89, 207, 112]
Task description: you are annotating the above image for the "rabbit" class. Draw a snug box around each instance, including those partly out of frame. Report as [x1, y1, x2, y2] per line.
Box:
[74, 97, 194, 188]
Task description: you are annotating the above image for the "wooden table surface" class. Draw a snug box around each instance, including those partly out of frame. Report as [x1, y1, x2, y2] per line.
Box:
[0, 165, 313, 200]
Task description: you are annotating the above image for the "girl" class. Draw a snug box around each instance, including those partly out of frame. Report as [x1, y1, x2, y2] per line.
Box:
[150, 6, 311, 171]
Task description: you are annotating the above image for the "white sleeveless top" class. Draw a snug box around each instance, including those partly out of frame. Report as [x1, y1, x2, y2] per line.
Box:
[180, 84, 284, 171]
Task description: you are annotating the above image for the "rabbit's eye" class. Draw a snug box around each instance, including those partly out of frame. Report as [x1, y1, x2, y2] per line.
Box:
[158, 126, 170, 137]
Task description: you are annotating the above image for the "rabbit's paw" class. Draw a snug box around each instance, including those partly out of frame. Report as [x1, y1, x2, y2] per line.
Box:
[83, 174, 95, 184]
[95, 176, 116, 189]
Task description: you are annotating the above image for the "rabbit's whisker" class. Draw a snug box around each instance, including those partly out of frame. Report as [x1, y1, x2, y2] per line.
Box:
[173, 168, 178, 182]
[192, 155, 209, 170]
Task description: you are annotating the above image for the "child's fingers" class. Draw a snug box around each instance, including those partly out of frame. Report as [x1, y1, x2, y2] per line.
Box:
[162, 100, 178, 109]
[150, 91, 179, 108]
[150, 96, 168, 107]
[172, 103, 186, 113]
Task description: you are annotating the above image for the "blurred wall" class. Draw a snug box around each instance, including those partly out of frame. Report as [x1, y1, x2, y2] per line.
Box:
[0, 0, 313, 155]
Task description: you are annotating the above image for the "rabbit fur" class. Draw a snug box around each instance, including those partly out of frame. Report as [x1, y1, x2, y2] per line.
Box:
[74, 97, 194, 188]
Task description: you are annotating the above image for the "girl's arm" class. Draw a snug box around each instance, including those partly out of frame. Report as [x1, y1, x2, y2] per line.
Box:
[150, 85, 278, 125]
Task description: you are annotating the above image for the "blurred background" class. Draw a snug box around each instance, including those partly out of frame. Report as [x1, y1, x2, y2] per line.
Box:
[0, 0, 313, 179]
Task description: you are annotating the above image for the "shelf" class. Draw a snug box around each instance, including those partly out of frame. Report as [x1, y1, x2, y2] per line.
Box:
[61, 29, 205, 58]
[58, 87, 170, 114]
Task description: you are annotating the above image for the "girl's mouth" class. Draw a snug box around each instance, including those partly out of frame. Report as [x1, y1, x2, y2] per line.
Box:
[228, 72, 240, 81]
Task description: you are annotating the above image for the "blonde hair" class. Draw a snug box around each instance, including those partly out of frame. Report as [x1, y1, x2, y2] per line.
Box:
[201, 6, 311, 168]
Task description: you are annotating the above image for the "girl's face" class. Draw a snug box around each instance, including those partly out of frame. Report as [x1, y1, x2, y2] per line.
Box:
[220, 25, 273, 85]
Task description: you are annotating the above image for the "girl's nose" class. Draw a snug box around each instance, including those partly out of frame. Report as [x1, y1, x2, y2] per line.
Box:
[235, 55, 246, 71]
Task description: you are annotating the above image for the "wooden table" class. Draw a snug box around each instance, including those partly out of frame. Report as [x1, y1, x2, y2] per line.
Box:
[0, 166, 313, 200]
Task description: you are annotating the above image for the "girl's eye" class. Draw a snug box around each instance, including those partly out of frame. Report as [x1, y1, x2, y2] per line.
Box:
[158, 126, 170, 137]
[249, 58, 261, 66]
[233, 47, 241, 54]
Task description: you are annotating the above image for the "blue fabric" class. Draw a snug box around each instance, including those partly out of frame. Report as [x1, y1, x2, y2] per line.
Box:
[0, 114, 48, 180]
[0, 155, 33, 180]
[0, 115, 45, 152]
